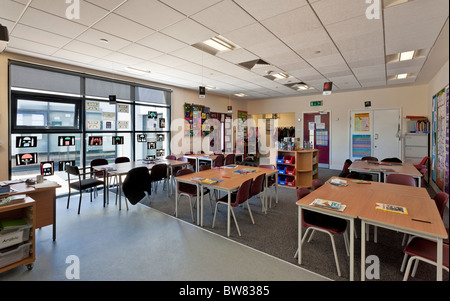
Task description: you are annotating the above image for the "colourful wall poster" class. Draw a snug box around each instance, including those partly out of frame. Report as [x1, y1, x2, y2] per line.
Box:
[316, 129, 328, 146]
[354, 113, 370, 131]
[352, 134, 371, 157]
[431, 85, 449, 194]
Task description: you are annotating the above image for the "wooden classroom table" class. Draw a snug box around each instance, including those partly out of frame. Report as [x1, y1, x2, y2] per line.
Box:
[359, 187, 448, 281]
[349, 160, 423, 186]
[296, 176, 445, 281]
[296, 177, 371, 281]
[175, 165, 278, 236]
[93, 159, 189, 209]
[183, 154, 220, 171]
[6, 181, 61, 241]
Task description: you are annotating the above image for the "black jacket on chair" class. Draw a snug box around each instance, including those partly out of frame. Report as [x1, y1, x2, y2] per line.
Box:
[122, 167, 152, 205]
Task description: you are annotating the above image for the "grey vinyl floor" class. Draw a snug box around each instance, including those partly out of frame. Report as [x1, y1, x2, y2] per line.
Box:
[0, 189, 329, 282]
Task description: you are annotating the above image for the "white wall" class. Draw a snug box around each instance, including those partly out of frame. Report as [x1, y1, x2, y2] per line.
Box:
[246, 84, 429, 170]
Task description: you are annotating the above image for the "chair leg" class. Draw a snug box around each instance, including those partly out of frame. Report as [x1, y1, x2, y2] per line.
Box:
[329, 234, 342, 277]
[212, 202, 219, 228]
[77, 192, 82, 214]
[188, 196, 194, 222]
[67, 188, 71, 209]
[230, 206, 241, 236]
[246, 201, 255, 224]
[400, 253, 409, 272]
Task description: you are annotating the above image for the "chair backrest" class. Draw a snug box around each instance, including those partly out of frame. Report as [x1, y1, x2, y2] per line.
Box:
[235, 178, 253, 206]
[362, 156, 378, 161]
[66, 165, 80, 177]
[297, 187, 310, 200]
[199, 164, 211, 171]
[433, 192, 449, 218]
[150, 163, 167, 181]
[115, 156, 130, 164]
[259, 164, 275, 169]
[166, 155, 177, 160]
[339, 159, 352, 177]
[311, 179, 323, 190]
[386, 174, 416, 186]
[213, 155, 224, 167]
[177, 157, 188, 162]
[250, 173, 265, 197]
[381, 157, 402, 163]
[176, 168, 195, 190]
[122, 167, 152, 205]
[91, 158, 109, 178]
[225, 154, 235, 165]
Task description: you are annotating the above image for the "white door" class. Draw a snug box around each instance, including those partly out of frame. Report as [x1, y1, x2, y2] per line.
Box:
[373, 109, 402, 160]
[350, 109, 401, 161]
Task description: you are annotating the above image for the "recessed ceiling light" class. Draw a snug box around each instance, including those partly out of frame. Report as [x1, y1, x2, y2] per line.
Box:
[205, 85, 216, 90]
[384, 0, 410, 8]
[399, 50, 415, 61]
[234, 93, 247, 97]
[269, 72, 289, 80]
[100, 38, 109, 44]
[124, 67, 151, 75]
[396, 73, 408, 79]
[203, 36, 235, 52]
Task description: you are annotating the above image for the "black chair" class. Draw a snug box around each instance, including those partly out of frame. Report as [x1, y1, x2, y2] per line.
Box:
[225, 154, 235, 165]
[213, 154, 225, 167]
[381, 157, 402, 163]
[150, 163, 168, 193]
[66, 165, 105, 214]
[122, 167, 152, 205]
[90, 158, 109, 198]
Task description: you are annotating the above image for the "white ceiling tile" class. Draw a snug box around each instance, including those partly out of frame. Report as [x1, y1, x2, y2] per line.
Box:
[53, 48, 98, 64]
[64, 40, 113, 57]
[137, 32, 187, 53]
[114, 0, 185, 31]
[77, 28, 132, 51]
[28, 0, 109, 27]
[0, 0, 26, 22]
[103, 52, 145, 66]
[159, 0, 223, 16]
[160, 18, 216, 45]
[11, 24, 72, 48]
[118, 43, 164, 60]
[216, 48, 259, 64]
[309, 0, 370, 25]
[85, 0, 129, 11]
[92, 13, 155, 42]
[191, 0, 256, 34]
[233, 0, 307, 21]
[19, 7, 88, 38]
[7, 36, 59, 55]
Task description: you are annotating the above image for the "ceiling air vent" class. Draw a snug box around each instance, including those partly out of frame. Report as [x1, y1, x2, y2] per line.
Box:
[238, 59, 270, 70]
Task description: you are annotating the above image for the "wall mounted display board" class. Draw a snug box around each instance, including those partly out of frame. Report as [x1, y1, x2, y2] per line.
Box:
[40, 161, 54, 176]
[112, 136, 124, 145]
[431, 85, 449, 194]
[16, 153, 38, 165]
[16, 136, 37, 148]
[58, 136, 75, 146]
[88, 136, 103, 146]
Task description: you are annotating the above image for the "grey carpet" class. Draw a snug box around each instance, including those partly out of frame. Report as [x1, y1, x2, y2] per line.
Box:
[140, 168, 449, 281]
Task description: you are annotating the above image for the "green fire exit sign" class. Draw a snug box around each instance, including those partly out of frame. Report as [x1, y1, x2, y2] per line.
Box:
[310, 100, 323, 107]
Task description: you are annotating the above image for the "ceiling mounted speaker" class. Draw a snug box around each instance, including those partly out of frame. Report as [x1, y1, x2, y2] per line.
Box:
[323, 82, 333, 95]
[0, 24, 9, 53]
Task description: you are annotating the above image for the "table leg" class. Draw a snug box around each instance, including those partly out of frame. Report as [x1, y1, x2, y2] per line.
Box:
[416, 176, 421, 187]
[227, 191, 231, 237]
[298, 206, 302, 265]
[361, 220, 366, 281]
[199, 184, 203, 226]
[275, 173, 279, 205]
[175, 179, 178, 217]
[350, 218, 354, 281]
[437, 238, 443, 281]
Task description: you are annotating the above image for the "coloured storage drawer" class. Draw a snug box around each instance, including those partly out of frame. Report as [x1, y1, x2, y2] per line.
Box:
[284, 155, 295, 164]
[286, 176, 295, 187]
[0, 224, 32, 249]
[276, 155, 285, 164]
[277, 166, 286, 174]
[285, 166, 295, 175]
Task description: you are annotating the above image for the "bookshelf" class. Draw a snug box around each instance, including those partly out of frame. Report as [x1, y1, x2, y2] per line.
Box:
[0, 197, 36, 273]
[276, 149, 319, 188]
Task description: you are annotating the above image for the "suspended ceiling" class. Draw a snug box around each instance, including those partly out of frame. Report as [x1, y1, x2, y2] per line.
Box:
[0, 0, 449, 99]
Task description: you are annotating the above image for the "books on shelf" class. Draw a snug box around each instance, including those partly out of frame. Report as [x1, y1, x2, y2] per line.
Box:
[375, 203, 408, 215]
[0, 194, 26, 207]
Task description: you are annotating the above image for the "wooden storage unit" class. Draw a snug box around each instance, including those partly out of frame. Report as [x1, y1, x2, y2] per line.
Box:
[276, 149, 318, 188]
[0, 197, 35, 273]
